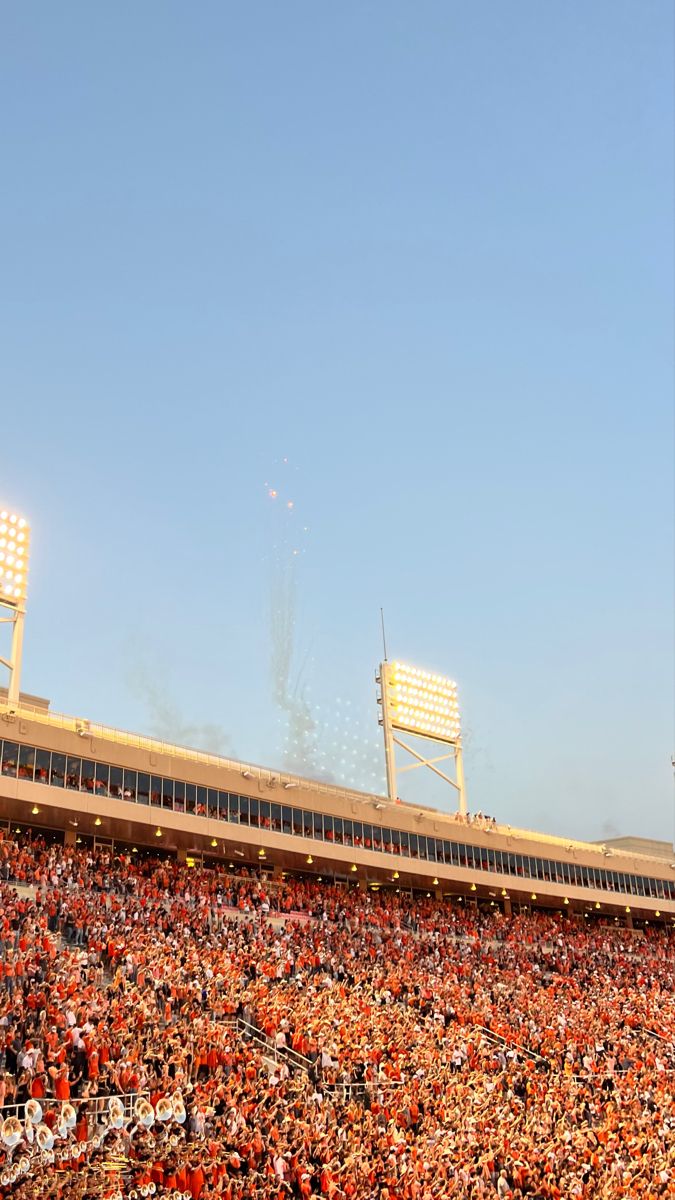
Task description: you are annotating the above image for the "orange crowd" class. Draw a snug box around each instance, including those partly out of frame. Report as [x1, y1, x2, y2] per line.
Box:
[0, 833, 672, 1199]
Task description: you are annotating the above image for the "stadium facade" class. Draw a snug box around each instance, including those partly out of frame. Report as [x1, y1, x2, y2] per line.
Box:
[0, 692, 673, 927]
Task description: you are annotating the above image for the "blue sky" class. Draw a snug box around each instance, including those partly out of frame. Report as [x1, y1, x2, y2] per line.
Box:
[1, 2, 672, 842]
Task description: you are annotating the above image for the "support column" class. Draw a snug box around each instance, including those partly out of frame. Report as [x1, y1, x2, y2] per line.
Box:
[7, 611, 25, 709]
[455, 741, 467, 817]
[379, 667, 398, 803]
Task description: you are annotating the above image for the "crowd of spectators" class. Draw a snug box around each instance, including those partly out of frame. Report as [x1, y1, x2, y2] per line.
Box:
[0, 832, 672, 1199]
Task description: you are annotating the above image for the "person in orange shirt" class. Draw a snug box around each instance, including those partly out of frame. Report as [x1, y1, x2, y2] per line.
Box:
[188, 1160, 206, 1199]
[54, 1066, 70, 1101]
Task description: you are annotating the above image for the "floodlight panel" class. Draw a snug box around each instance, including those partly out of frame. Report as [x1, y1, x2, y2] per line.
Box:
[383, 660, 461, 744]
[0, 510, 30, 605]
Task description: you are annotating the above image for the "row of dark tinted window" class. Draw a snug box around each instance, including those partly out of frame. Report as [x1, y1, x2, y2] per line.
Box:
[1, 740, 673, 901]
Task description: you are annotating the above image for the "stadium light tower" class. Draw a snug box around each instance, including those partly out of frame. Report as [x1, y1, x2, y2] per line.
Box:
[377, 660, 467, 816]
[0, 508, 31, 708]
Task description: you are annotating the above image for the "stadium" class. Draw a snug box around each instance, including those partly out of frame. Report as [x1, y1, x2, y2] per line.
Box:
[4, 2, 673, 1192]
[0, 507, 672, 1200]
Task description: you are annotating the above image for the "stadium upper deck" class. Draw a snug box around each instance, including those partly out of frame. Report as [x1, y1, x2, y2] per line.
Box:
[0, 693, 673, 925]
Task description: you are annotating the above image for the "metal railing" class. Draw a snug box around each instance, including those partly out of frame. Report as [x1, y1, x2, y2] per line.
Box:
[472, 1023, 550, 1068]
[638, 1023, 670, 1045]
[237, 1017, 315, 1075]
[317, 1077, 406, 1102]
[474, 1022, 675, 1082]
[0, 1091, 150, 1124]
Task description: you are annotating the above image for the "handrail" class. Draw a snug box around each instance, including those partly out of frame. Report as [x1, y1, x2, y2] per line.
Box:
[0, 1091, 151, 1122]
[237, 1017, 315, 1075]
[473, 1023, 549, 1067]
[317, 1078, 406, 1101]
[637, 1023, 670, 1045]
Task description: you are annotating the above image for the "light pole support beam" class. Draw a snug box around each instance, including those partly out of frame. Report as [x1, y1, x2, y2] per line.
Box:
[0, 601, 26, 709]
[378, 668, 398, 802]
[455, 740, 467, 816]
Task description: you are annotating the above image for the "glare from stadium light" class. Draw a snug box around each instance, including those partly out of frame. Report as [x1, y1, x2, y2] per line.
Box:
[382, 660, 461, 744]
[0, 510, 31, 606]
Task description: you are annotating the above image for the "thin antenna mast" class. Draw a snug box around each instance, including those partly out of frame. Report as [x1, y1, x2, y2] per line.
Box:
[380, 608, 388, 662]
